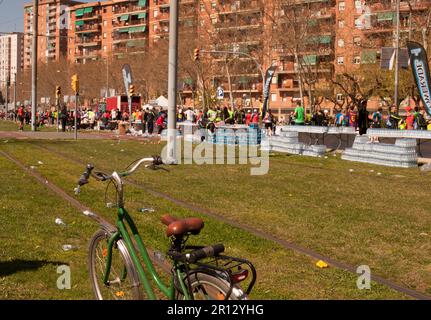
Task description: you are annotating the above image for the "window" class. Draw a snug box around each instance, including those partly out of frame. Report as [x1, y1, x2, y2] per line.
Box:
[154, 10, 158, 18]
[337, 56, 344, 65]
[271, 93, 277, 102]
[336, 94, 344, 102]
[355, 19, 363, 29]
[338, 39, 345, 47]
[103, 33, 107, 39]
[353, 56, 361, 64]
[353, 36, 361, 46]
[339, 1, 345, 11]
[355, 0, 362, 10]
[338, 20, 345, 28]
[103, 45, 107, 52]
[200, 4, 205, 11]
[103, 20, 107, 27]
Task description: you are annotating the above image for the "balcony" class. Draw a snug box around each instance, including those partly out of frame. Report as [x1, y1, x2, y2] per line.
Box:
[113, 31, 148, 43]
[364, 0, 431, 13]
[113, 17, 148, 29]
[76, 37, 101, 47]
[216, 0, 263, 15]
[75, 50, 101, 60]
[75, 7, 101, 21]
[154, 13, 170, 22]
[112, 0, 148, 16]
[75, 24, 102, 34]
[154, 0, 170, 7]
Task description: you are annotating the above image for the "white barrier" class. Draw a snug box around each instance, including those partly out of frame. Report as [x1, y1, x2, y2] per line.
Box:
[367, 128, 431, 140]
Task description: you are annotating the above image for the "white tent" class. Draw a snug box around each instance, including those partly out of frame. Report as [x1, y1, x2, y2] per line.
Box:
[156, 96, 168, 108]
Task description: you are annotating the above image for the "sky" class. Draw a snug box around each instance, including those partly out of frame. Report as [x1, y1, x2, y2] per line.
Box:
[0, 0, 93, 33]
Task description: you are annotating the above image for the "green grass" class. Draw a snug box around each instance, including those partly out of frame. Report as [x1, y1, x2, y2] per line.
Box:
[2, 137, 429, 299]
[0, 120, 58, 132]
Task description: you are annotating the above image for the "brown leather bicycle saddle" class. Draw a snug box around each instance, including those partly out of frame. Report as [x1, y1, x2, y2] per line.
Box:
[161, 214, 204, 237]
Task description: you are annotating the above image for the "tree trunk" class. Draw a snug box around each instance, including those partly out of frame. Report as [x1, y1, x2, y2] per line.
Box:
[225, 56, 235, 109]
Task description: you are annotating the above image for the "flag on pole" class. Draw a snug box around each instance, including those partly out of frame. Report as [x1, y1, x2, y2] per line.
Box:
[407, 41, 431, 115]
[262, 65, 277, 118]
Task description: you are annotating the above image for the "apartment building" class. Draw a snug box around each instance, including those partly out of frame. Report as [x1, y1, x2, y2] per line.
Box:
[0, 33, 24, 102]
[68, 0, 149, 64]
[23, 0, 83, 69]
[23, 0, 431, 111]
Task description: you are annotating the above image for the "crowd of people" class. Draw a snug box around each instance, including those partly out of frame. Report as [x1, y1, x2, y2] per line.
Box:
[285, 101, 431, 132]
[2, 100, 431, 136]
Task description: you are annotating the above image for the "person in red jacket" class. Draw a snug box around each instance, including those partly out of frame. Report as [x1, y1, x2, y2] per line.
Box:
[245, 110, 252, 126]
[405, 106, 415, 130]
[252, 109, 260, 124]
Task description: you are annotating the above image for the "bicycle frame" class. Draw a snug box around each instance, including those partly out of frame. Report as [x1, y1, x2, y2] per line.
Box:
[102, 205, 193, 300]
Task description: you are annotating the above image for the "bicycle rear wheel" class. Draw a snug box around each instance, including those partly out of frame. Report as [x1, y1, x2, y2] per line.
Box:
[177, 272, 248, 300]
[88, 229, 143, 300]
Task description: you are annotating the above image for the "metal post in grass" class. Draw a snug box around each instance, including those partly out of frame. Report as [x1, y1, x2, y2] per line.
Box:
[166, 0, 179, 164]
[75, 93, 78, 140]
[31, 0, 38, 131]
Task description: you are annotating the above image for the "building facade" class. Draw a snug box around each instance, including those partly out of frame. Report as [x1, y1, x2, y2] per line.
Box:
[23, 0, 82, 69]
[0, 33, 24, 102]
[22, 0, 431, 112]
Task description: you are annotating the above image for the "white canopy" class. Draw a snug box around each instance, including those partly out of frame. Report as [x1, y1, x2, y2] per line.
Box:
[156, 96, 169, 108]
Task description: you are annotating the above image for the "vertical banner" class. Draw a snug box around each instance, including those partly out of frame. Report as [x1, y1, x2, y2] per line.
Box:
[122, 64, 133, 98]
[262, 65, 277, 118]
[407, 41, 431, 115]
[122, 64, 133, 116]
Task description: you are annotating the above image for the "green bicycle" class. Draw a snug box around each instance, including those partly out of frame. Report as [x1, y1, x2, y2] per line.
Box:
[75, 156, 256, 300]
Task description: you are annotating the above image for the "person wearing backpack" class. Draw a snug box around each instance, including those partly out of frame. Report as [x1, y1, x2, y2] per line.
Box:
[371, 107, 383, 129]
[417, 108, 428, 130]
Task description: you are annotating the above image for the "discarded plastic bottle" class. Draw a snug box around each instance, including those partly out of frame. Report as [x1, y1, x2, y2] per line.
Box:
[139, 207, 155, 213]
[153, 251, 165, 264]
[106, 203, 116, 208]
[62, 245, 78, 252]
[55, 218, 66, 226]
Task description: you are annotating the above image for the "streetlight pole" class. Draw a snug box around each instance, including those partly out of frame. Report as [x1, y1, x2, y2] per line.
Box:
[166, 0, 179, 164]
[31, 0, 39, 131]
[394, 0, 400, 114]
[5, 77, 9, 112]
[13, 73, 17, 115]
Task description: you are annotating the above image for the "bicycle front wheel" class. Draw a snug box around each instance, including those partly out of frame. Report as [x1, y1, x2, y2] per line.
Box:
[178, 272, 248, 300]
[88, 229, 143, 300]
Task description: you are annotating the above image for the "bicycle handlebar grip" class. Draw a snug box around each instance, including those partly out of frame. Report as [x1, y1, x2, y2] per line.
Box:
[153, 156, 164, 166]
[187, 244, 225, 263]
[78, 164, 94, 186]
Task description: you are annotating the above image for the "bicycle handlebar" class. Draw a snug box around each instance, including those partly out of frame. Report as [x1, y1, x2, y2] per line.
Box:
[74, 156, 164, 195]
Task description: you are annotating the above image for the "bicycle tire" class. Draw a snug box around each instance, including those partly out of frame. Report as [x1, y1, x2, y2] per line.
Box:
[177, 272, 248, 300]
[88, 229, 143, 300]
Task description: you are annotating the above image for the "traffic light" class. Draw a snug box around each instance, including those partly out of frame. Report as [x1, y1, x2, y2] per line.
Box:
[129, 84, 135, 97]
[56, 86, 61, 98]
[193, 48, 200, 61]
[71, 74, 79, 94]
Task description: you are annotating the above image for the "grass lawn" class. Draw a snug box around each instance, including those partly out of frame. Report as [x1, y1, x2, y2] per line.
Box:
[0, 120, 58, 132]
[1, 136, 430, 299]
